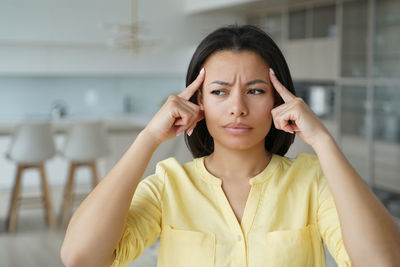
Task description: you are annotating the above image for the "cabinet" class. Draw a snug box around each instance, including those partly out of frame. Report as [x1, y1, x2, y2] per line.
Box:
[339, 0, 400, 193]
[373, 86, 400, 192]
[340, 86, 370, 183]
[284, 39, 338, 80]
[257, 13, 283, 45]
[250, 4, 338, 80]
[288, 4, 336, 40]
[248, 0, 400, 193]
[289, 9, 308, 40]
[341, 0, 400, 79]
[374, 0, 400, 78]
[286, 4, 338, 80]
[341, 0, 368, 77]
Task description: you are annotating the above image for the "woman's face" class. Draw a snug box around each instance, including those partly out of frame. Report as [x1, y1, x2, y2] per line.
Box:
[198, 50, 276, 151]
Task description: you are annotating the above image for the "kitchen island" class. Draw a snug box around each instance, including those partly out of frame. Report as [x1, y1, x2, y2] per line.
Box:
[0, 113, 193, 190]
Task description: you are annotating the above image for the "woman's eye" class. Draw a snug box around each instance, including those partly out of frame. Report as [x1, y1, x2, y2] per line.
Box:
[248, 89, 265, 95]
[211, 90, 226, 96]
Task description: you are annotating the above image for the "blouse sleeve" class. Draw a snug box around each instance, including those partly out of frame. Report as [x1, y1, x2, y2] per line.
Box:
[316, 163, 352, 267]
[110, 167, 165, 267]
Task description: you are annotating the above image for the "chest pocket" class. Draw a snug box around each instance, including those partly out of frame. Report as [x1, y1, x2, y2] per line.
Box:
[264, 224, 318, 267]
[158, 225, 215, 267]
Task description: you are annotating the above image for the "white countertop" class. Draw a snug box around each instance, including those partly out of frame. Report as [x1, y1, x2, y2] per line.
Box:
[0, 113, 152, 135]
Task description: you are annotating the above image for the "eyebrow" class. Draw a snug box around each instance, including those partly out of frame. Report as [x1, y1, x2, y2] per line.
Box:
[209, 79, 268, 86]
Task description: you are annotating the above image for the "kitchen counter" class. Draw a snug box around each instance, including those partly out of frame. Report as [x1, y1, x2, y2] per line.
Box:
[0, 113, 152, 136]
[0, 113, 191, 189]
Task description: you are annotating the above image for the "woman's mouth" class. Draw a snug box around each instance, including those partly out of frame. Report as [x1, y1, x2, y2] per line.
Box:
[223, 123, 252, 134]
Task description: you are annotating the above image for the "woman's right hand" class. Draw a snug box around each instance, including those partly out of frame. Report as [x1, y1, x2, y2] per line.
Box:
[60, 71, 207, 267]
[143, 68, 206, 145]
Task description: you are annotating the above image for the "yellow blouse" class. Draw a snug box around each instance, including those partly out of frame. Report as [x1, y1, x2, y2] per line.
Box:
[111, 153, 351, 267]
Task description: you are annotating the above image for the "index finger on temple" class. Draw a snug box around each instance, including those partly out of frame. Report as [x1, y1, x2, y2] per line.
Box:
[178, 68, 205, 100]
[269, 68, 295, 103]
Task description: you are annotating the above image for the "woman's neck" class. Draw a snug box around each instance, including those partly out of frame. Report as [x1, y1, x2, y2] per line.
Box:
[204, 142, 272, 182]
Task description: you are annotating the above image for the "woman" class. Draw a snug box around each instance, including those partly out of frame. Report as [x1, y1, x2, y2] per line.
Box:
[60, 25, 400, 267]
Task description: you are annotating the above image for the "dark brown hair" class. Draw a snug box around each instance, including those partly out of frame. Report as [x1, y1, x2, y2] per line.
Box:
[184, 24, 296, 158]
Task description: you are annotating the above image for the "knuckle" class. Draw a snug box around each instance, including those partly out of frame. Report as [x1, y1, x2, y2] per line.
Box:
[189, 113, 197, 122]
[182, 113, 191, 123]
[273, 110, 281, 119]
[275, 116, 282, 126]
[191, 117, 198, 126]
[273, 121, 280, 130]
[193, 105, 201, 113]
[295, 97, 304, 103]
[185, 119, 192, 126]
[168, 94, 178, 102]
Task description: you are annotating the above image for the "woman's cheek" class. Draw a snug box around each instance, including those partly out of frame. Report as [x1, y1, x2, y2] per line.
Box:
[204, 111, 220, 128]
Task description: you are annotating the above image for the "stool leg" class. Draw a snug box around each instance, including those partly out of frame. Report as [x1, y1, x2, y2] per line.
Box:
[7, 165, 24, 233]
[38, 163, 56, 230]
[89, 161, 99, 188]
[60, 162, 76, 228]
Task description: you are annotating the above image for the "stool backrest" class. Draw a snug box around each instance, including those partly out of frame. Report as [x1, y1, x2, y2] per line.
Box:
[63, 121, 108, 162]
[7, 121, 56, 164]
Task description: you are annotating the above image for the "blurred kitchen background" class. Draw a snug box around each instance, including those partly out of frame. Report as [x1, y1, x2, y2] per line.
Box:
[0, 0, 399, 266]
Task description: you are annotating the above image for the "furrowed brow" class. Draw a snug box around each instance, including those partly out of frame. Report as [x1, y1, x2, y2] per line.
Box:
[209, 79, 268, 86]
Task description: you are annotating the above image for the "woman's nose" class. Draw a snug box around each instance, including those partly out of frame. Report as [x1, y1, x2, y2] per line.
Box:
[229, 93, 248, 117]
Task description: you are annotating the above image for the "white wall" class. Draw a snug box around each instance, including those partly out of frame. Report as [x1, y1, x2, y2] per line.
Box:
[184, 0, 255, 14]
[0, 0, 245, 75]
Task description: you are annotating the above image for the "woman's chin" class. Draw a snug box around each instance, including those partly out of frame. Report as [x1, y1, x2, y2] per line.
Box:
[215, 138, 265, 152]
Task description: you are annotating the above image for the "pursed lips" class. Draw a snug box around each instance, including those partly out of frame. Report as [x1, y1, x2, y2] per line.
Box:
[223, 123, 252, 134]
[223, 123, 252, 129]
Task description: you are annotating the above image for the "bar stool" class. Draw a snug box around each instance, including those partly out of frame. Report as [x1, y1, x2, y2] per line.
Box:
[59, 121, 108, 228]
[5, 121, 57, 232]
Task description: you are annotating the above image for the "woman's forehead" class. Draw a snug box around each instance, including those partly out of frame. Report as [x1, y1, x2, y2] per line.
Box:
[204, 51, 269, 76]
[204, 50, 266, 65]
[203, 51, 270, 86]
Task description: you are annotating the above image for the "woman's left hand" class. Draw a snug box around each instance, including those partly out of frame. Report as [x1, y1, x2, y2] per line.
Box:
[269, 68, 330, 149]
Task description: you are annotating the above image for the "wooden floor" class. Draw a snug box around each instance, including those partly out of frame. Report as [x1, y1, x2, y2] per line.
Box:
[0, 186, 158, 267]
[0, 186, 341, 267]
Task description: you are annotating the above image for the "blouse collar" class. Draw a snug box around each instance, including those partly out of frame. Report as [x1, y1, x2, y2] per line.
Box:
[195, 153, 281, 186]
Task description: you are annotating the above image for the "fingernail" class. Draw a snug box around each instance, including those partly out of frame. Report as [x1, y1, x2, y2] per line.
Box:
[187, 128, 194, 136]
[199, 68, 204, 75]
[269, 68, 275, 75]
